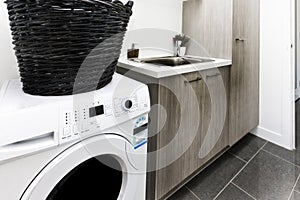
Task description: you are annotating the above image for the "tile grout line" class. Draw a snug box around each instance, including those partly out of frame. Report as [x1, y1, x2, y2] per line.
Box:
[185, 186, 201, 200]
[295, 190, 300, 195]
[231, 182, 257, 200]
[212, 141, 268, 200]
[261, 148, 300, 168]
[228, 151, 247, 163]
[288, 173, 300, 200]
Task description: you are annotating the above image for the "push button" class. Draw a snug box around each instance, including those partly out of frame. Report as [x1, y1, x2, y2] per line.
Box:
[73, 125, 80, 135]
[81, 122, 89, 132]
[63, 127, 71, 137]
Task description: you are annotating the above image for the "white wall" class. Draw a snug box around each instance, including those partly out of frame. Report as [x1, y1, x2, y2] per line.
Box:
[0, 2, 18, 88]
[126, 0, 182, 32]
[253, 0, 295, 149]
[296, 0, 300, 98]
[121, 0, 183, 58]
[0, 0, 183, 88]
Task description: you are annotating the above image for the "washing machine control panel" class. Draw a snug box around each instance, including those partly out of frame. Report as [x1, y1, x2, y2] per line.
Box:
[0, 74, 151, 162]
[59, 90, 150, 144]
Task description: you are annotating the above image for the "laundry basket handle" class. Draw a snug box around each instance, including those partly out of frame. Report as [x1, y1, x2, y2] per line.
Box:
[125, 1, 134, 9]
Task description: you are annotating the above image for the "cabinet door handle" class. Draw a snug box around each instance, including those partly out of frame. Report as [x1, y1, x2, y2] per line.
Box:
[235, 38, 246, 42]
[184, 77, 202, 84]
[206, 73, 221, 78]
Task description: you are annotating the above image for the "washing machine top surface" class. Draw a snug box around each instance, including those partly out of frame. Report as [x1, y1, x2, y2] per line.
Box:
[0, 73, 142, 112]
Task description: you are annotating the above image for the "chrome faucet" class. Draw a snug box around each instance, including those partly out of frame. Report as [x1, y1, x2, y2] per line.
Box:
[174, 40, 182, 57]
[173, 34, 188, 57]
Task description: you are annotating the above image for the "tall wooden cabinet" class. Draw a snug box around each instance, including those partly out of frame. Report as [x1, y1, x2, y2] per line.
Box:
[182, 0, 233, 59]
[229, 0, 260, 145]
[183, 0, 260, 146]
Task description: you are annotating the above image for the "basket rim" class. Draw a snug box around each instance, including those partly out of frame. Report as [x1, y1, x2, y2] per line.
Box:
[6, 0, 132, 11]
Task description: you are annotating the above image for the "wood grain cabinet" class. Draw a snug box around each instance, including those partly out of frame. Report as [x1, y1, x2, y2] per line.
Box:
[155, 67, 230, 199]
[229, 0, 260, 145]
[117, 66, 230, 200]
[154, 72, 204, 199]
[118, 0, 260, 195]
[182, 0, 260, 146]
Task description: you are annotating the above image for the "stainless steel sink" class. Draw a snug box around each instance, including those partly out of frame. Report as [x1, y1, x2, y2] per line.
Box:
[130, 56, 214, 67]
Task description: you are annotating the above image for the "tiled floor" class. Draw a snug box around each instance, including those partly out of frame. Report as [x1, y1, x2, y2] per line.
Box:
[167, 101, 300, 200]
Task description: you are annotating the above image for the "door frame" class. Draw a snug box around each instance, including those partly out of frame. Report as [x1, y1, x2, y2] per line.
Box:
[296, 0, 300, 99]
[291, 0, 296, 149]
[256, 0, 296, 150]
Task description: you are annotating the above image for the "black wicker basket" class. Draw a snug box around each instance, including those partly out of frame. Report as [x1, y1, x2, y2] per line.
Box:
[5, 0, 133, 96]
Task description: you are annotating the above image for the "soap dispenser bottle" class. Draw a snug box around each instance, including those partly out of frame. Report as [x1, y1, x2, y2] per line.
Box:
[127, 43, 139, 59]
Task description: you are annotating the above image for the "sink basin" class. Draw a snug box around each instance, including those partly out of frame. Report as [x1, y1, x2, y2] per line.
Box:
[130, 56, 214, 67]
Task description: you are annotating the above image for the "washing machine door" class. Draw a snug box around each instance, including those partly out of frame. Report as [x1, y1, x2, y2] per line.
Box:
[21, 134, 146, 200]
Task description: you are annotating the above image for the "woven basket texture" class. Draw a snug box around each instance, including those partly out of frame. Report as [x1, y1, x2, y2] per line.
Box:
[6, 0, 133, 96]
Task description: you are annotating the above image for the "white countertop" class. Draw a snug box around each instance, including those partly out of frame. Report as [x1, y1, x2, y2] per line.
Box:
[117, 55, 232, 79]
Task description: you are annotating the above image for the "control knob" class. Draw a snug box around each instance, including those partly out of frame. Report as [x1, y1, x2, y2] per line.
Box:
[122, 99, 133, 111]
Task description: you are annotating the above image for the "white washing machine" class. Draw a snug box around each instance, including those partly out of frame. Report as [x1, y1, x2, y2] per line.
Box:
[0, 73, 150, 200]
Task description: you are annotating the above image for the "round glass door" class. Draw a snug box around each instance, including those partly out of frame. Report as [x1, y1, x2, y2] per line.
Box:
[46, 155, 123, 200]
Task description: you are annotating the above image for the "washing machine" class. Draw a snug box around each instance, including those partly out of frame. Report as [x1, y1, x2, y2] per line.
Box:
[0, 73, 150, 200]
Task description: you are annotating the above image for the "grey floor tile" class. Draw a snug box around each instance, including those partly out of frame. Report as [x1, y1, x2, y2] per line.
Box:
[167, 187, 198, 200]
[186, 153, 245, 200]
[233, 150, 300, 200]
[215, 183, 254, 200]
[229, 133, 267, 162]
[263, 142, 300, 167]
[290, 191, 300, 200]
[295, 178, 300, 193]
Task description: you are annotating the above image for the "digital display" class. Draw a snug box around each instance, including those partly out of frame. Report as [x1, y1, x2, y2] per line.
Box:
[89, 105, 104, 118]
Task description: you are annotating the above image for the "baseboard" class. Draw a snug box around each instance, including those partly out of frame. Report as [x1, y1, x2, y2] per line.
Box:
[251, 126, 294, 150]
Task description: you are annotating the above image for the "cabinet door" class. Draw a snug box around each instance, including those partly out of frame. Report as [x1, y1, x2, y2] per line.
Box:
[182, 0, 233, 59]
[155, 72, 203, 200]
[230, 0, 260, 145]
[199, 67, 230, 164]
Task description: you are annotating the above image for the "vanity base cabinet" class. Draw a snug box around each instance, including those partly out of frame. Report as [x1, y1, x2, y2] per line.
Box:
[155, 72, 204, 199]
[155, 67, 230, 200]
[117, 66, 230, 200]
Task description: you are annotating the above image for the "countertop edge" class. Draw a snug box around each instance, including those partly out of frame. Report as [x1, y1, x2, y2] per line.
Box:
[117, 57, 232, 79]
